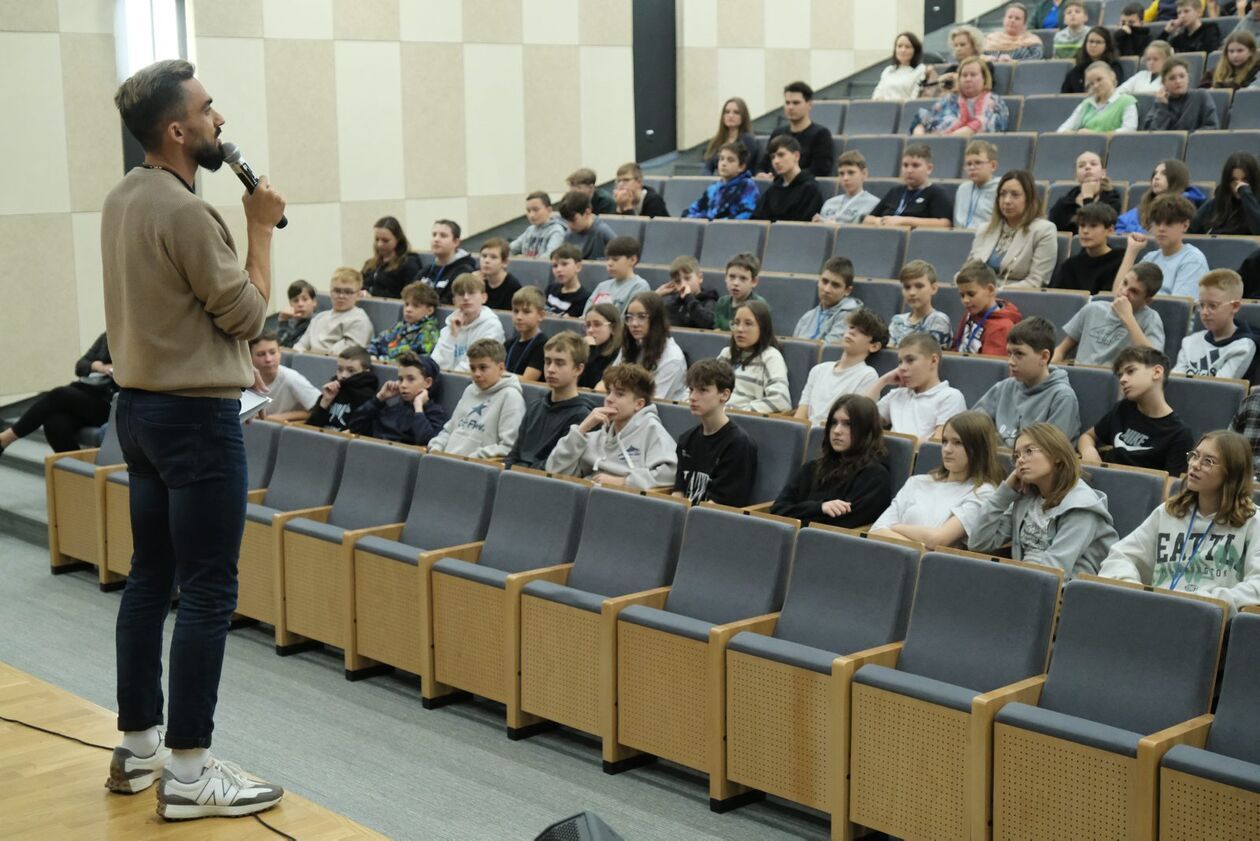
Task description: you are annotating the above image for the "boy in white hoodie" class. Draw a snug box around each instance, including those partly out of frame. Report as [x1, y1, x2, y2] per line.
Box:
[427, 339, 525, 458]
[546, 362, 677, 489]
[431, 273, 506, 372]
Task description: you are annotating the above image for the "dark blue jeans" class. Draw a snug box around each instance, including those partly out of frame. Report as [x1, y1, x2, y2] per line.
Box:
[114, 389, 246, 750]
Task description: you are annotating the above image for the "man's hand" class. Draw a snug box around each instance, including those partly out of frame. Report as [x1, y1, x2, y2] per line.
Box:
[879, 369, 906, 388]
[377, 380, 400, 401]
[578, 406, 615, 433]
[613, 184, 635, 212]
[592, 472, 626, 486]
[90, 360, 114, 375]
[242, 175, 286, 229]
[448, 313, 465, 336]
[251, 368, 269, 394]
[319, 380, 341, 409]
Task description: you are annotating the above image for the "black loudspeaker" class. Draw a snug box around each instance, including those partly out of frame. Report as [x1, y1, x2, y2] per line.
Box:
[532, 811, 625, 841]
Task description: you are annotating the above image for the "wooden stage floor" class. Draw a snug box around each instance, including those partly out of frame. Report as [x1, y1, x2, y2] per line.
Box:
[0, 661, 387, 840]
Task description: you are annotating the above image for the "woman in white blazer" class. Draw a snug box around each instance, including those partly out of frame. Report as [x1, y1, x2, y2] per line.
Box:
[967, 169, 1059, 289]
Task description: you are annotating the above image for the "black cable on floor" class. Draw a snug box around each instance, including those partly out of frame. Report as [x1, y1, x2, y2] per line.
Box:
[0, 713, 297, 840]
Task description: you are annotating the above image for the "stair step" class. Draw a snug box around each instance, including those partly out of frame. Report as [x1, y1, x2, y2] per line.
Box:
[0, 461, 48, 546]
[1, 437, 51, 479]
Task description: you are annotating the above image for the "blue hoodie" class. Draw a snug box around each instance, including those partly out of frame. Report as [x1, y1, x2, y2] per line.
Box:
[682, 169, 760, 221]
[1115, 186, 1208, 234]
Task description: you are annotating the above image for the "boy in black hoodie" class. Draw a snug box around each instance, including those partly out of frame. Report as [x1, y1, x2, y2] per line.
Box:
[752, 135, 823, 223]
[307, 344, 380, 431]
[505, 332, 594, 468]
[348, 352, 450, 446]
[673, 359, 758, 507]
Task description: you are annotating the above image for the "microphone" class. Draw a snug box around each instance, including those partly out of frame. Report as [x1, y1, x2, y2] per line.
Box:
[221, 142, 287, 229]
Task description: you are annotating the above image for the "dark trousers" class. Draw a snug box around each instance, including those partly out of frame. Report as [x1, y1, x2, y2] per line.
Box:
[114, 389, 246, 750]
[11, 383, 111, 452]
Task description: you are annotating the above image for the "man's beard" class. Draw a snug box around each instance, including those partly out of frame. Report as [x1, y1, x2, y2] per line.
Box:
[194, 136, 224, 172]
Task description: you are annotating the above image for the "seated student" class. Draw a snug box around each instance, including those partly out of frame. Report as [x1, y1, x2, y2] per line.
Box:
[361, 216, 422, 299]
[546, 363, 677, 488]
[1164, 0, 1222, 53]
[1233, 391, 1260, 478]
[714, 253, 767, 331]
[976, 317, 1082, 446]
[0, 333, 115, 455]
[866, 333, 968, 442]
[771, 394, 893, 527]
[477, 238, 522, 312]
[1113, 194, 1209, 297]
[1117, 39, 1171, 94]
[265, 279, 317, 348]
[1080, 346, 1193, 474]
[870, 410, 1004, 548]
[1175, 269, 1259, 381]
[1202, 31, 1260, 89]
[718, 301, 792, 414]
[984, 3, 1046, 61]
[908, 56, 1011, 136]
[510, 191, 567, 258]
[682, 141, 759, 220]
[969, 423, 1119, 576]
[418, 219, 478, 304]
[863, 144, 954, 229]
[566, 167, 615, 215]
[872, 32, 929, 102]
[951, 261, 1024, 355]
[1141, 57, 1221, 130]
[1114, 4, 1154, 58]
[1052, 205, 1125, 293]
[583, 236, 650, 315]
[431, 273, 507, 373]
[1190, 153, 1260, 236]
[889, 260, 954, 348]
[348, 352, 450, 446]
[612, 162, 669, 217]
[505, 332, 593, 469]
[815, 150, 881, 225]
[659, 255, 718, 328]
[544, 244, 591, 317]
[1053, 1, 1091, 57]
[504, 287, 548, 382]
[250, 333, 319, 422]
[757, 81, 836, 179]
[702, 97, 758, 176]
[1099, 430, 1260, 612]
[307, 345, 380, 432]
[612, 292, 689, 401]
[1116, 160, 1205, 236]
[953, 140, 1000, 232]
[967, 169, 1059, 289]
[294, 268, 374, 354]
[796, 308, 888, 426]
[557, 191, 615, 260]
[367, 281, 440, 362]
[427, 339, 525, 458]
[751, 136, 824, 223]
[1056, 61, 1138, 132]
[673, 359, 759, 506]
[1054, 263, 1165, 366]
[1061, 28, 1127, 93]
[794, 256, 863, 343]
[579, 303, 622, 390]
[1048, 151, 1123, 234]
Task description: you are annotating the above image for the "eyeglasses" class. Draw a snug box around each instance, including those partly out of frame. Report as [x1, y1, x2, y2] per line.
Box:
[624, 313, 650, 323]
[1013, 445, 1044, 461]
[1195, 299, 1238, 314]
[330, 288, 357, 297]
[1186, 450, 1221, 470]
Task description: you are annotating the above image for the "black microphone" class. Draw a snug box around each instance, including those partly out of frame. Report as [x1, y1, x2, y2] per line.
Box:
[221, 142, 288, 229]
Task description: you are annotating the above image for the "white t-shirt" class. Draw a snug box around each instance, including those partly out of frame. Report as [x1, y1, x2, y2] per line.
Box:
[265, 365, 321, 414]
[798, 361, 879, 426]
[871, 474, 997, 542]
[877, 380, 968, 442]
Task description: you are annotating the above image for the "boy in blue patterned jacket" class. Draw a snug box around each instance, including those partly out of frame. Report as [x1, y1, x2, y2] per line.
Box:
[367, 282, 440, 362]
[682, 141, 760, 221]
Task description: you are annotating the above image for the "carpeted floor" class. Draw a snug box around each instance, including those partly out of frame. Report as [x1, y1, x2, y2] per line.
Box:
[0, 532, 829, 841]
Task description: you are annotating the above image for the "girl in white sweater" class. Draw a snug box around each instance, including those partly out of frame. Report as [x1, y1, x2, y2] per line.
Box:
[872, 32, 929, 102]
[718, 301, 791, 414]
[612, 291, 688, 401]
[1100, 430, 1260, 613]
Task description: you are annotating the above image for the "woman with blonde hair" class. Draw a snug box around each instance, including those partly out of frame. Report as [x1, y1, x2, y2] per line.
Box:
[1057, 61, 1138, 132]
[910, 57, 1010, 136]
[701, 97, 756, 176]
[1117, 39, 1173, 95]
[922, 25, 991, 93]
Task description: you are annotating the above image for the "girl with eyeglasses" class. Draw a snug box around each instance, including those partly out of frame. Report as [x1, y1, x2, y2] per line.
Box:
[1099, 430, 1260, 613]
[610, 292, 688, 401]
[970, 422, 1118, 576]
[718, 302, 791, 414]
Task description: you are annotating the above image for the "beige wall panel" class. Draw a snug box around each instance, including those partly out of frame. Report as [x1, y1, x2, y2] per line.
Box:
[811, 50, 856, 90]
[465, 195, 520, 237]
[523, 46, 581, 191]
[399, 0, 463, 42]
[765, 48, 812, 115]
[715, 0, 762, 48]
[810, 0, 851, 50]
[0, 33, 71, 215]
[400, 42, 466, 199]
[263, 0, 333, 39]
[334, 40, 404, 201]
[463, 44, 525, 197]
[0, 0, 57, 32]
[578, 0, 631, 46]
[0, 214, 79, 392]
[462, 0, 521, 43]
[579, 46, 635, 184]
[717, 47, 766, 118]
[71, 211, 106, 345]
[764, 0, 810, 49]
[271, 202, 344, 286]
[678, 0, 716, 48]
[405, 198, 470, 249]
[57, 0, 113, 34]
[194, 37, 270, 207]
[676, 46, 717, 148]
[192, 0, 263, 38]
[264, 39, 340, 204]
[340, 200, 404, 270]
[333, 0, 399, 40]
[522, 0, 578, 45]
[61, 33, 124, 212]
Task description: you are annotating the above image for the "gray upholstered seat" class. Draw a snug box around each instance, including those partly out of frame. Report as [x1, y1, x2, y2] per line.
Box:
[1186, 131, 1260, 177]
[1104, 132, 1186, 184]
[661, 177, 711, 219]
[1080, 464, 1165, 538]
[357, 298, 402, 333]
[779, 339, 822, 404]
[844, 101, 900, 135]
[1165, 374, 1247, 443]
[836, 226, 906, 281]
[975, 132, 1035, 172]
[1230, 88, 1260, 130]
[997, 290, 1087, 342]
[283, 439, 420, 541]
[850, 280, 903, 323]
[1064, 364, 1118, 434]
[248, 425, 348, 515]
[602, 216, 644, 244]
[503, 258, 550, 291]
[938, 353, 1009, 407]
[728, 413, 807, 505]
[912, 135, 966, 179]
[697, 220, 768, 270]
[1017, 95, 1082, 133]
[1187, 234, 1260, 273]
[811, 100, 846, 133]
[244, 420, 281, 490]
[639, 218, 704, 264]
[903, 229, 975, 285]
[290, 353, 336, 389]
[1031, 133, 1107, 182]
[1010, 60, 1074, 95]
[760, 223, 835, 276]
[755, 274, 819, 338]
[55, 401, 122, 475]
[844, 135, 903, 178]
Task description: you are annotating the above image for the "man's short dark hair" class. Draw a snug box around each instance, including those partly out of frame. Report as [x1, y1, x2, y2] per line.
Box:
[822, 256, 855, 285]
[847, 308, 890, 349]
[287, 279, 317, 301]
[114, 59, 197, 151]
[685, 359, 736, 393]
[526, 190, 552, 207]
[1121, 2, 1145, 15]
[1007, 316, 1057, 355]
[603, 363, 655, 402]
[767, 135, 802, 156]
[550, 243, 583, 262]
[1075, 202, 1118, 229]
[903, 143, 933, 162]
[249, 330, 279, 348]
[1112, 345, 1171, 376]
[605, 236, 641, 259]
[784, 80, 815, 100]
[719, 141, 750, 168]
[434, 218, 462, 239]
[338, 344, 372, 369]
[556, 190, 592, 221]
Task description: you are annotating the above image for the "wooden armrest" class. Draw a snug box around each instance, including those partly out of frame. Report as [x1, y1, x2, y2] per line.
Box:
[1138, 714, 1214, 756]
[340, 522, 406, 543]
[45, 448, 99, 468]
[417, 541, 484, 570]
[973, 674, 1046, 719]
[505, 563, 574, 590]
[832, 641, 904, 679]
[97, 464, 128, 477]
[271, 504, 333, 525]
[601, 586, 671, 618]
[1242, 605, 1260, 615]
[1133, 712, 1216, 838]
[246, 488, 268, 504]
[741, 501, 774, 513]
[710, 612, 780, 646]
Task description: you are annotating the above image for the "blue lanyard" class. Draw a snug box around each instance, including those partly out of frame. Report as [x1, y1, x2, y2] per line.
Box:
[1169, 506, 1215, 591]
[965, 187, 981, 228]
[964, 305, 996, 351]
[811, 306, 830, 340]
[895, 188, 921, 216]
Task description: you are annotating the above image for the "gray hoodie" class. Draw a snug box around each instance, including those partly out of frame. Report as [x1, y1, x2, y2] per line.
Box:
[427, 373, 525, 458]
[969, 479, 1118, 578]
[973, 367, 1081, 447]
[510, 213, 567, 258]
[545, 403, 677, 489]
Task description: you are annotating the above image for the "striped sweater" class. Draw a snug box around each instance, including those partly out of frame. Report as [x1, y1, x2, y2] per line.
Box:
[718, 346, 791, 414]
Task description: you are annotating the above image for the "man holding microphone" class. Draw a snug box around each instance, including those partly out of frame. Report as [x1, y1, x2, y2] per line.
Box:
[102, 59, 286, 820]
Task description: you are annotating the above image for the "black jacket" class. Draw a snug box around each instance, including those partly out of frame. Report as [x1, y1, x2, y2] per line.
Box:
[761, 122, 835, 179]
[1189, 187, 1260, 236]
[1169, 22, 1221, 54]
[752, 170, 824, 222]
[306, 369, 379, 431]
[771, 459, 892, 528]
[363, 252, 423, 298]
[1048, 185, 1123, 233]
[673, 421, 759, 507]
[1113, 25, 1151, 58]
[615, 186, 670, 218]
[504, 393, 594, 469]
[419, 251, 478, 304]
[662, 288, 719, 329]
[74, 333, 117, 397]
[348, 395, 450, 446]
[1140, 89, 1219, 132]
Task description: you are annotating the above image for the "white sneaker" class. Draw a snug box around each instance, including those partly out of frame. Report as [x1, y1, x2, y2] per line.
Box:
[156, 756, 284, 820]
[105, 730, 171, 794]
